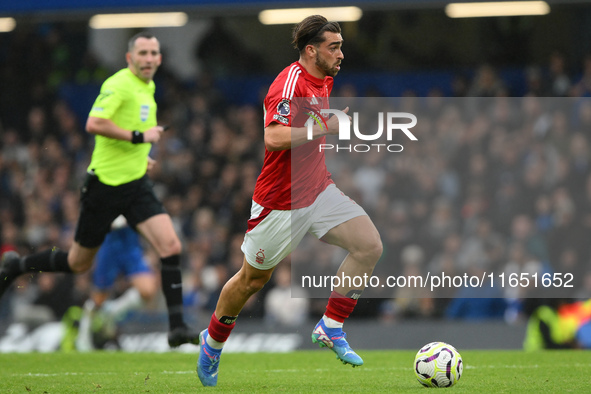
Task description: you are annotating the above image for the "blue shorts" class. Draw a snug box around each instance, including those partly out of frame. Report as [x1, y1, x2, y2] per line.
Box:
[92, 226, 152, 290]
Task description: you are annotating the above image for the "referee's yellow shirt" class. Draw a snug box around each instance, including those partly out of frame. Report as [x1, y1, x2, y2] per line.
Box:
[88, 68, 156, 186]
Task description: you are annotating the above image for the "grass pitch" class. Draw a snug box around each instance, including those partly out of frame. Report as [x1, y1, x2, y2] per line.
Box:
[1, 350, 589, 393]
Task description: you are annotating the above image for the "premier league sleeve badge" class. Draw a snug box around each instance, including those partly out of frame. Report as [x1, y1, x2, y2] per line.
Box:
[277, 99, 291, 116]
[273, 99, 291, 124]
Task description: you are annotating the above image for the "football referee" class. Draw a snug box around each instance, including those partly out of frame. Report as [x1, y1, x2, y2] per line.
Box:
[0, 32, 199, 348]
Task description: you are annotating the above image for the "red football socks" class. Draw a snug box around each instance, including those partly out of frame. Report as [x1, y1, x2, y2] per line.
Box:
[324, 291, 357, 323]
[207, 312, 236, 343]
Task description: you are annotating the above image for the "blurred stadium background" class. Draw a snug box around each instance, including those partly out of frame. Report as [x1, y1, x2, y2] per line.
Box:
[1, 0, 591, 352]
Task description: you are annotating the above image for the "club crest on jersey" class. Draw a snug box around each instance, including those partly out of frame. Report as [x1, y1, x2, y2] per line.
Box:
[140, 105, 150, 122]
[277, 99, 290, 116]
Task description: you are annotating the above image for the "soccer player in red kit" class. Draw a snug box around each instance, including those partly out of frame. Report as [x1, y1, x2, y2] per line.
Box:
[197, 15, 383, 387]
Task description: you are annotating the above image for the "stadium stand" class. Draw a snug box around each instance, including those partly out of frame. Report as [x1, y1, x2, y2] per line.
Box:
[1, 11, 591, 350]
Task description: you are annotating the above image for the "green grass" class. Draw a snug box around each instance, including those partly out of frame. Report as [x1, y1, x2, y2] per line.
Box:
[0, 350, 590, 393]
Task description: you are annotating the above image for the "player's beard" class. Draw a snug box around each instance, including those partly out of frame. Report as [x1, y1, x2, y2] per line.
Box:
[315, 53, 339, 77]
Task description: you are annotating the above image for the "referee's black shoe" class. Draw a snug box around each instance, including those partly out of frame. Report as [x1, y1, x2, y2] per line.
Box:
[0, 251, 23, 298]
[168, 325, 201, 348]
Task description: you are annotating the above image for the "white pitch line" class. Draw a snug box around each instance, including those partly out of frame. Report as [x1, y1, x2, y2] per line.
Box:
[14, 372, 118, 377]
[162, 370, 197, 374]
[467, 363, 591, 369]
[465, 365, 538, 369]
[14, 363, 591, 378]
[254, 363, 591, 373]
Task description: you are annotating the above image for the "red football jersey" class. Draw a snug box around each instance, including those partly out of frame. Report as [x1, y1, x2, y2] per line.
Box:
[253, 61, 334, 210]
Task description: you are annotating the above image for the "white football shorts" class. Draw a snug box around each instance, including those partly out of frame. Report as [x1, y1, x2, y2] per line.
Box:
[241, 184, 367, 270]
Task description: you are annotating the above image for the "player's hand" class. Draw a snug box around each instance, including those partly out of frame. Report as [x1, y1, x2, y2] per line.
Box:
[142, 125, 166, 143]
[326, 107, 350, 136]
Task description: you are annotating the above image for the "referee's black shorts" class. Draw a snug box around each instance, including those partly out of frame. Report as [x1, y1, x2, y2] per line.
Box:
[74, 172, 166, 248]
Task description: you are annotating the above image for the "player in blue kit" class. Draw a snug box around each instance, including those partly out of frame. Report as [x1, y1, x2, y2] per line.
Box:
[76, 215, 158, 351]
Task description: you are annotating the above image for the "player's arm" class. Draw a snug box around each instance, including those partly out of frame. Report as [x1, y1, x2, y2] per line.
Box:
[86, 116, 165, 143]
[264, 107, 348, 151]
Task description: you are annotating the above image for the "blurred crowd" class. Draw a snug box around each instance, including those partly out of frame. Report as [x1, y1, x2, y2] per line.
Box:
[1, 26, 591, 331]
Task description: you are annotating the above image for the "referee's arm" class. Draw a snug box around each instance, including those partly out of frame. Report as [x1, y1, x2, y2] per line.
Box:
[86, 116, 164, 143]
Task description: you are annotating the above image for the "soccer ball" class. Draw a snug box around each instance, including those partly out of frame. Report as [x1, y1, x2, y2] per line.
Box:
[414, 342, 463, 388]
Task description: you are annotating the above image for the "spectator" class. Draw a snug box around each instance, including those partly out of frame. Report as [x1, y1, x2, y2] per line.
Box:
[467, 64, 507, 97]
[264, 263, 309, 327]
[544, 51, 571, 97]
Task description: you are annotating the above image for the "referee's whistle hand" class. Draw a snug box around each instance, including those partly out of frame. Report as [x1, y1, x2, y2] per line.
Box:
[143, 126, 165, 143]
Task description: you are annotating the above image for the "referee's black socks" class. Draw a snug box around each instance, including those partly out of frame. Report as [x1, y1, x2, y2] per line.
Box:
[22, 249, 72, 273]
[160, 254, 185, 330]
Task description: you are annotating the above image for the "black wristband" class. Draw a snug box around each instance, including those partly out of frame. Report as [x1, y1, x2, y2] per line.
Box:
[131, 130, 144, 144]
